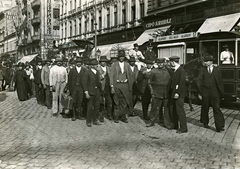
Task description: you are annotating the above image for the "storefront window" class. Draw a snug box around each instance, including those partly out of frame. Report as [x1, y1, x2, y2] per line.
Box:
[219, 41, 235, 65]
[201, 41, 218, 64]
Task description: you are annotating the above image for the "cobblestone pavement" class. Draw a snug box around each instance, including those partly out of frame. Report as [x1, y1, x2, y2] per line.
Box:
[0, 91, 240, 169]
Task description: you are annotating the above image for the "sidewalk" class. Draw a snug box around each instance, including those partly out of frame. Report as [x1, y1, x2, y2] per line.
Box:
[0, 91, 239, 169]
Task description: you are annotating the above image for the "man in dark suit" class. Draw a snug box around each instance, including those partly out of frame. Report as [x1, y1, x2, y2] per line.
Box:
[33, 58, 45, 105]
[66, 57, 87, 121]
[145, 58, 173, 129]
[197, 55, 225, 132]
[136, 59, 153, 121]
[169, 56, 188, 134]
[82, 58, 102, 127]
[110, 50, 133, 123]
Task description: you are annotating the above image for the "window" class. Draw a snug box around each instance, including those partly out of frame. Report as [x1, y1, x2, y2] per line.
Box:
[107, 8, 110, 28]
[131, 4, 135, 21]
[70, 21, 72, 37]
[122, 2, 126, 24]
[53, 8, 60, 19]
[201, 41, 218, 64]
[79, 18, 81, 35]
[91, 13, 94, 32]
[140, 2, 144, 18]
[65, 23, 67, 37]
[114, 5, 117, 26]
[219, 41, 235, 65]
[98, 10, 102, 30]
[74, 19, 76, 36]
[158, 45, 185, 64]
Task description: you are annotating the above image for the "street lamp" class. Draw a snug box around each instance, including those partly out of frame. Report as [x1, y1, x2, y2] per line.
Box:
[96, 48, 101, 61]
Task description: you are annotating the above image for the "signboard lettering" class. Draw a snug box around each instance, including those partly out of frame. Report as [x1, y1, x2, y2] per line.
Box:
[155, 32, 198, 42]
[146, 18, 171, 29]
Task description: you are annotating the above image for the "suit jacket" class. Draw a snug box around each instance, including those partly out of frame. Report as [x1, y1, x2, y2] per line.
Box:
[41, 65, 50, 86]
[33, 66, 42, 84]
[66, 66, 87, 95]
[171, 66, 187, 98]
[96, 65, 110, 91]
[82, 68, 101, 96]
[137, 67, 150, 94]
[130, 65, 138, 85]
[197, 66, 224, 98]
[110, 61, 132, 92]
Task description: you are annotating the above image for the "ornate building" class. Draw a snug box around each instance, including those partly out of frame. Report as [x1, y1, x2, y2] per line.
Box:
[59, 0, 147, 58]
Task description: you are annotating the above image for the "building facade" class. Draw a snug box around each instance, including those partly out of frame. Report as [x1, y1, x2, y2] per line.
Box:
[59, 0, 148, 58]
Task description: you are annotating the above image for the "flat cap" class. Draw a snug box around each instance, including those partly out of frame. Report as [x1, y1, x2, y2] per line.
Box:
[156, 58, 165, 63]
[169, 56, 180, 61]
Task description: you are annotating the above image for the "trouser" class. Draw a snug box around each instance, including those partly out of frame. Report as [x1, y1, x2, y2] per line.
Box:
[44, 85, 52, 108]
[100, 87, 113, 119]
[72, 86, 84, 118]
[173, 98, 188, 132]
[141, 86, 151, 119]
[201, 95, 225, 130]
[35, 83, 44, 104]
[150, 98, 174, 128]
[52, 82, 66, 114]
[86, 90, 101, 123]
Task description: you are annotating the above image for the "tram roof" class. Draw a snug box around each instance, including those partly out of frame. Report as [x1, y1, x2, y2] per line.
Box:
[199, 31, 240, 40]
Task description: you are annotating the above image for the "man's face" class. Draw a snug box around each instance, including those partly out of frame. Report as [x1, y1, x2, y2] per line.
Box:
[170, 61, 175, 68]
[76, 62, 82, 67]
[129, 62, 135, 66]
[204, 61, 213, 67]
[100, 61, 106, 67]
[37, 62, 42, 66]
[158, 63, 164, 69]
[57, 62, 62, 66]
[19, 66, 23, 70]
[119, 56, 125, 62]
[146, 63, 152, 69]
[148, 47, 152, 51]
[46, 61, 51, 66]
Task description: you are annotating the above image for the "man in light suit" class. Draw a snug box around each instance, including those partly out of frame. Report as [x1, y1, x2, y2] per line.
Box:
[197, 55, 225, 132]
[49, 56, 68, 116]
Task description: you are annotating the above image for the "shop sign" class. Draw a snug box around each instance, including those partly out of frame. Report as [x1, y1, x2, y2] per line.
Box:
[145, 18, 171, 29]
[156, 32, 199, 42]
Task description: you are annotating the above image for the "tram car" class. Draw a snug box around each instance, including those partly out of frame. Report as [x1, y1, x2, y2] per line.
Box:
[155, 31, 240, 104]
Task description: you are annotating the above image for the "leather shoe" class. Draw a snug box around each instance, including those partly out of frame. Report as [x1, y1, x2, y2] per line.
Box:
[71, 117, 76, 121]
[216, 128, 225, 132]
[114, 120, 119, 123]
[86, 122, 92, 127]
[176, 129, 188, 134]
[122, 119, 128, 123]
[203, 124, 210, 129]
[93, 121, 101, 125]
[146, 121, 154, 127]
[53, 113, 58, 117]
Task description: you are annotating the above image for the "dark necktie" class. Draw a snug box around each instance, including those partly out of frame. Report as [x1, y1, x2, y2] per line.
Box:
[208, 67, 211, 74]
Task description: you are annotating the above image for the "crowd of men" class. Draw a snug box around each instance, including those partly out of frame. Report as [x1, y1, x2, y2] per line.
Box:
[4, 43, 225, 133]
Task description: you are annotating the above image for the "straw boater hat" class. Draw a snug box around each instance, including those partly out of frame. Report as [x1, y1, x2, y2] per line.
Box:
[99, 55, 109, 62]
[203, 55, 215, 62]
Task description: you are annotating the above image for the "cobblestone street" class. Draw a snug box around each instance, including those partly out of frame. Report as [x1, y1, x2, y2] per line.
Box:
[0, 91, 240, 169]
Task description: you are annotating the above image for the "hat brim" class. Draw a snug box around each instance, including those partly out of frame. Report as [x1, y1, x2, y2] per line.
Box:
[99, 59, 109, 62]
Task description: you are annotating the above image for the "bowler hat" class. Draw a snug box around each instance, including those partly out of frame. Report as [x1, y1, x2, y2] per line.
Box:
[144, 59, 154, 64]
[99, 55, 109, 62]
[203, 55, 215, 61]
[88, 58, 98, 65]
[128, 57, 136, 63]
[169, 56, 180, 62]
[118, 50, 126, 57]
[156, 58, 165, 63]
[74, 57, 83, 63]
[18, 62, 24, 67]
[133, 43, 139, 48]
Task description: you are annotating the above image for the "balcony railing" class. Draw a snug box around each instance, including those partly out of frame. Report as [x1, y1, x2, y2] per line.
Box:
[32, 16, 41, 26]
[31, 0, 40, 9]
[32, 34, 40, 41]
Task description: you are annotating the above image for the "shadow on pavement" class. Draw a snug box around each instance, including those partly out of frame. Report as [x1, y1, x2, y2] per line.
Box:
[0, 92, 7, 102]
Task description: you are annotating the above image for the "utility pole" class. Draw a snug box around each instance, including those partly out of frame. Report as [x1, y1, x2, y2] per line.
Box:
[94, 0, 97, 58]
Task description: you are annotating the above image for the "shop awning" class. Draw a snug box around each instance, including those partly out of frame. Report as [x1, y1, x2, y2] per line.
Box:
[134, 25, 171, 45]
[17, 54, 38, 63]
[92, 41, 135, 59]
[197, 13, 240, 34]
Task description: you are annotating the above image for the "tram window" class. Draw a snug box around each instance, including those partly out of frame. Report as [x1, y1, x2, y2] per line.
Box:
[238, 41, 240, 66]
[219, 41, 235, 65]
[201, 41, 218, 64]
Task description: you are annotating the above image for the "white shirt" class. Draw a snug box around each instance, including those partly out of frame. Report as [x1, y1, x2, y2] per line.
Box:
[174, 64, 180, 72]
[101, 66, 107, 72]
[208, 65, 213, 73]
[130, 66, 135, 72]
[76, 66, 81, 73]
[220, 51, 234, 64]
[49, 65, 68, 86]
[91, 68, 97, 74]
[119, 62, 124, 73]
[129, 49, 145, 61]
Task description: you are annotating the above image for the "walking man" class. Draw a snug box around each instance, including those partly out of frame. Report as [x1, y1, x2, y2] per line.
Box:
[197, 55, 225, 132]
[49, 56, 68, 116]
[169, 56, 188, 134]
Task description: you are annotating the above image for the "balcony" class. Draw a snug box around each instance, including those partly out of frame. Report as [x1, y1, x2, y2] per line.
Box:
[32, 16, 41, 26]
[31, 0, 40, 10]
[32, 34, 40, 42]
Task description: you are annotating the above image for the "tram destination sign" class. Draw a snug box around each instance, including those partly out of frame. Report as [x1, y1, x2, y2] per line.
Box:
[155, 32, 199, 42]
